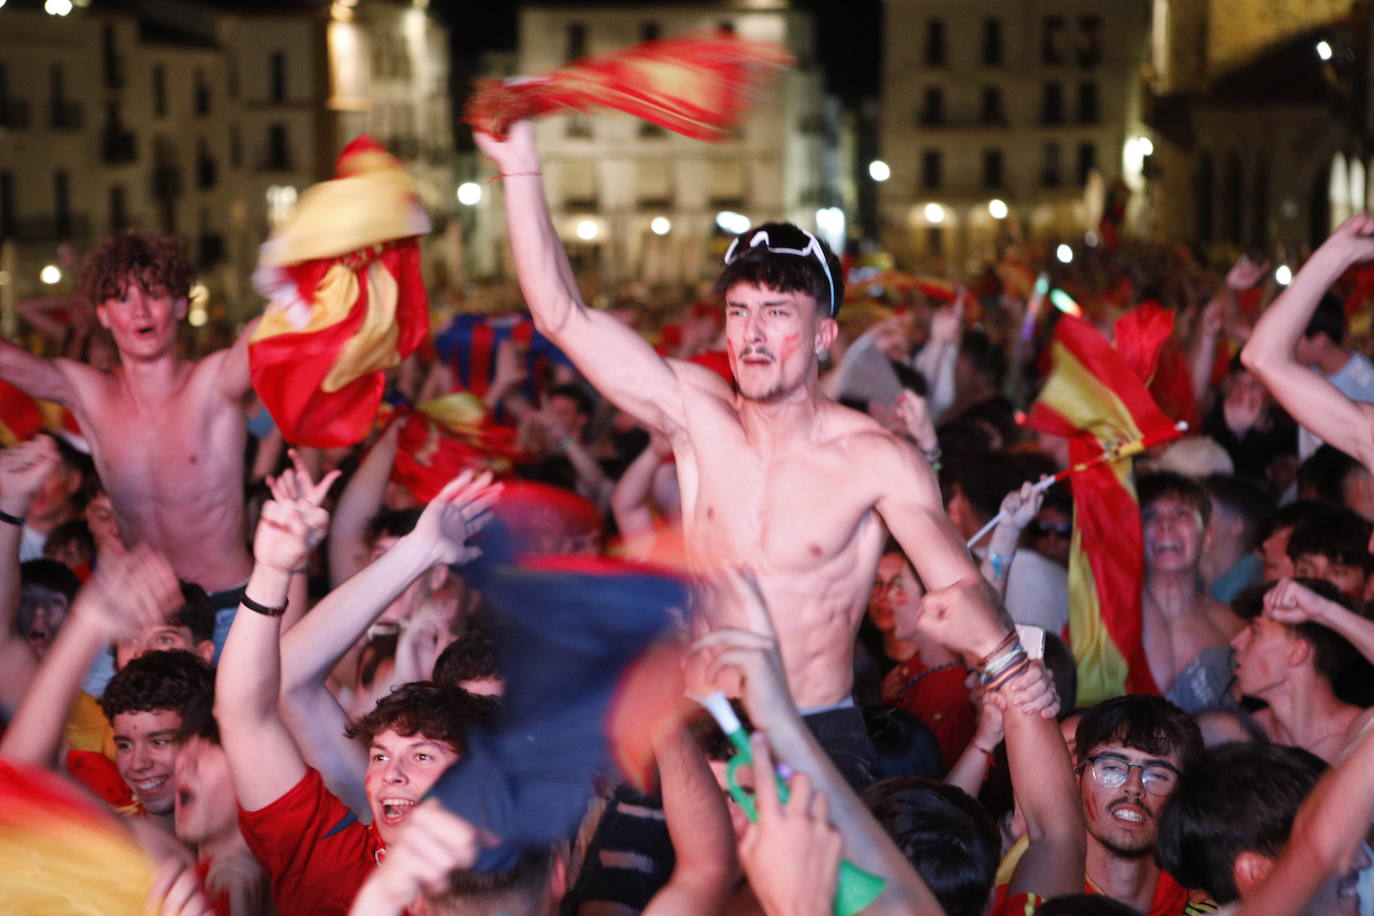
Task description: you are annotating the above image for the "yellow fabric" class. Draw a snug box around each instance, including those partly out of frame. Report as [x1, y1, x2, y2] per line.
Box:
[0, 805, 153, 914]
[65, 690, 116, 759]
[1037, 341, 1145, 447]
[323, 258, 402, 392]
[416, 392, 488, 435]
[995, 833, 1029, 888]
[258, 175, 429, 267]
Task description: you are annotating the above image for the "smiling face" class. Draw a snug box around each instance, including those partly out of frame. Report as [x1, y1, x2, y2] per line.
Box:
[174, 737, 236, 847]
[113, 708, 183, 815]
[1078, 743, 1182, 858]
[364, 728, 460, 846]
[723, 283, 835, 403]
[95, 279, 186, 362]
[1142, 495, 1206, 575]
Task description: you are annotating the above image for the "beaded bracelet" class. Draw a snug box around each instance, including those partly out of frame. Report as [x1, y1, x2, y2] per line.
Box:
[975, 631, 1018, 670]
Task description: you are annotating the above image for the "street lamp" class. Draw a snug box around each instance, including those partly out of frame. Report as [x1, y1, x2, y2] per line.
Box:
[40, 265, 61, 285]
[988, 199, 1008, 220]
[44, 0, 72, 15]
[868, 160, 891, 182]
[576, 220, 599, 241]
[1056, 244, 1073, 264]
[650, 217, 671, 236]
[1317, 41, 1334, 61]
[457, 182, 481, 206]
[1276, 265, 1293, 286]
[924, 203, 945, 224]
[715, 211, 751, 234]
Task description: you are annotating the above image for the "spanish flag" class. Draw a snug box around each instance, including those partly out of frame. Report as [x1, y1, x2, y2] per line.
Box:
[391, 393, 520, 503]
[249, 135, 430, 448]
[465, 29, 792, 141]
[1025, 306, 1181, 705]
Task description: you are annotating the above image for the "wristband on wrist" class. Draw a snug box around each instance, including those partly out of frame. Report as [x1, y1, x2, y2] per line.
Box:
[241, 593, 288, 617]
[0, 507, 23, 527]
[975, 631, 1018, 670]
[489, 170, 543, 183]
[986, 551, 1010, 578]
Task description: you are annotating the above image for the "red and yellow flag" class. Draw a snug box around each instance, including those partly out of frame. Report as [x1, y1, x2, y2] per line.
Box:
[465, 30, 792, 141]
[1025, 306, 1181, 705]
[391, 393, 520, 504]
[250, 135, 430, 448]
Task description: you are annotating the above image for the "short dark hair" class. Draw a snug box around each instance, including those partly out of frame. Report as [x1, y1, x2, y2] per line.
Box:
[79, 231, 195, 305]
[1156, 742, 1327, 903]
[1137, 471, 1211, 529]
[945, 452, 1033, 522]
[20, 558, 81, 603]
[100, 649, 214, 723]
[1204, 474, 1274, 552]
[546, 383, 594, 420]
[1037, 895, 1144, 916]
[43, 520, 94, 568]
[863, 777, 999, 916]
[175, 683, 220, 745]
[1268, 500, 1333, 540]
[716, 222, 844, 318]
[686, 701, 753, 763]
[958, 329, 1008, 390]
[345, 681, 498, 755]
[1244, 578, 1360, 684]
[1073, 695, 1203, 769]
[1297, 445, 1362, 504]
[432, 627, 502, 688]
[1302, 293, 1346, 345]
[1286, 505, 1373, 572]
[365, 508, 423, 550]
[862, 706, 943, 780]
[172, 581, 216, 644]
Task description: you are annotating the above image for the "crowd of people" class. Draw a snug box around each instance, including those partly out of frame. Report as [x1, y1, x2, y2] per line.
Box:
[6, 118, 1374, 916]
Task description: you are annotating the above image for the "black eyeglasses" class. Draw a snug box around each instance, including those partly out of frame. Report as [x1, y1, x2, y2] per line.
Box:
[723, 226, 837, 317]
[1031, 519, 1072, 538]
[1085, 754, 1180, 796]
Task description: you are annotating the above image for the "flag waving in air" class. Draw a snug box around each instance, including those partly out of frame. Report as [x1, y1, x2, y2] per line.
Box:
[1025, 305, 1183, 705]
[249, 135, 430, 448]
[465, 29, 792, 142]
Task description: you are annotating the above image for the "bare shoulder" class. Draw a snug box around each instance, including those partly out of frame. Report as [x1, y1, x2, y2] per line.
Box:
[666, 357, 734, 401]
[822, 400, 916, 462]
[1204, 597, 1245, 638]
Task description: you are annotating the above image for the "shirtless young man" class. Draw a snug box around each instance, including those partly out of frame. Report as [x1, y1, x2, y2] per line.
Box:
[476, 122, 999, 783]
[0, 233, 253, 600]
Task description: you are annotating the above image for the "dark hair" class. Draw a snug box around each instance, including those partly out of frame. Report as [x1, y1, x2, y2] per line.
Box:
[432, 627, 502, 688]
[79, 231, 195, 305]
[1297, 446, 1362, 504]
[43, 519, 94, 568]
[429, 848, 557, 913]
[175, 683, 220, 745]
[1248, 578, 1360, 684]
[365, 508, 423, 550]
[20, 558, 81, 602]
[957, 329, 1008, 390]
[716, 222, 844, 318]
[1043, 632, 1078, 716]
[945, 452, 1033, 522]
[1204, 474, 1274, 553]
[1269, 499, 1339, 539]
[862, 777, 999, 916]
[172, 581, 216, 644]
[686, 701, 752, 763]
[1302, 293, 1346, 345]
[956, 397, 1020, 450]
[1038, 895, 1144, 916]
[345, 681, 498, 755]
[1156, 742, 1327, 903]
[862, 706, 944, 780]
[1137, 471, 1211, 529]
[1286, 504, 1373, 572]
[546, 383, 594, 420]
[100, 649, 214, 723]
[1073, 695, 1203, 769]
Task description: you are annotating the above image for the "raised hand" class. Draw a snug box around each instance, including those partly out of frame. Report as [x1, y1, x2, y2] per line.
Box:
[1264, 578, 1338, 626]
[928, 297, 964, 346]
[408, 470, 501, 566]
[1320, 212, 1374, 266]
[999, 480, 1045, 532]
[906, 578, 1006, 661]
[255, 452, 338, 575]
[472, 119, 540, 173]
[896, 388, 937, 452]
[489, 337, 528, 396]
[72, 542, 181, 642]
[146, 858, 214, 916]
[0, 435, 59, 509]
[1226, 258, 1270, 292]
[349, 799, 479, 914]
[739, 735, 842, 916]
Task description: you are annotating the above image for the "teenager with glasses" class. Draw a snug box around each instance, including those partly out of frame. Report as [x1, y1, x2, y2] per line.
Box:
[474, 120, 1019, 789]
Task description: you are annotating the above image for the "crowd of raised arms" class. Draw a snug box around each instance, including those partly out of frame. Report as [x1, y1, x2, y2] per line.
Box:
[7, 120, 1374, 916]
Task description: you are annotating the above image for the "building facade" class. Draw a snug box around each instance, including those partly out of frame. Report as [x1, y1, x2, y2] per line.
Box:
[878, 0, 1152, 273]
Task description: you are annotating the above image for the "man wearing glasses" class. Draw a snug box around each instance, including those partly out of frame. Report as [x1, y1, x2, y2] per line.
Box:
[476, 121, 1005, 787]
[1072, 695, 1209, 915]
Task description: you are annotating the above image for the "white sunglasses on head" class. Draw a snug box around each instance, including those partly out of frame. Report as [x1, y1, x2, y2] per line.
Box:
[723, 227, 837, 317]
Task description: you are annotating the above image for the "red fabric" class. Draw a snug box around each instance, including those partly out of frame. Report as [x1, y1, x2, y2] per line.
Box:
[0, 378, 46, 443]
[686, 349, 734, 385]
[994, 872, 1192, 916]
[881, 659, 976, 769]
[195, 858, 231, 916]
[392, 409, 519, 504]
[238, 767, 381, 916]
[990, 891, 1046, 916]
[465, 30, 793, 141]
[65, 748, 143, 818]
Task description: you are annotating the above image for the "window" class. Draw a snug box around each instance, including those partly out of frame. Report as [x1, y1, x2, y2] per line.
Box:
[921, 150, 942, 190]
[1077, 16, 1103, 68]
[925, 19, 947, 67]
[194, 69, 210, 117]
[982, 149, 1004, 188]
[565, 23, 587, 61]
[269, 52, 286, 103]
[636, 159, 672, 206]
[109, 186, 128, 232]
[927, 225, 944, 257]
[1042, 142, 1062, 187]
[919, 87, 944, 126]
[1042, 16, 1066, 65]
[50, 64, 65, 105]
[707, 160, 745, 207]
[197, 139, 217, 189]
[267, 124, 290, 170]
[1076, 143, 1097, 185]
[0, 171, 14, 239]
[153, 65, 167, 118]
[1077, 82, 1099, 123]
[102, 25, 123, 89]
[563, 160, 598, 208]
[1041, 82, 1063, 124]
[980, 86, 1005, 124]
[230, 124, 242, 169]
[640, 21, 660, 42]
[54, 170, 71, 238]
[981, 19, 1003, 66]
[565, 113, 593, 139]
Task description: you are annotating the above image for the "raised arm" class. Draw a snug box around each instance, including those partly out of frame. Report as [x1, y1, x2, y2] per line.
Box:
[0, 437, 61, 714]
[328, 421, 401, 588]
[279, 469, 497, 810]
[0, 336, 78, 405]
[215, 317, 258, 401]
[611, 434, 673, 546]
[474, 122, 687, 433]
[214, 465, 335, 811]
[1241, 215, 1374, 469]
[1264, 578, 1374, 665]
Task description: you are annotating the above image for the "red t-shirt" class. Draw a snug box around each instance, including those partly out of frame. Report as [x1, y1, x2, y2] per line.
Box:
[881, 658, 977, 768]
[992, 891, 1046, 916]
[238, 766, 383, 916]
[994, 870, 1202, 916]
